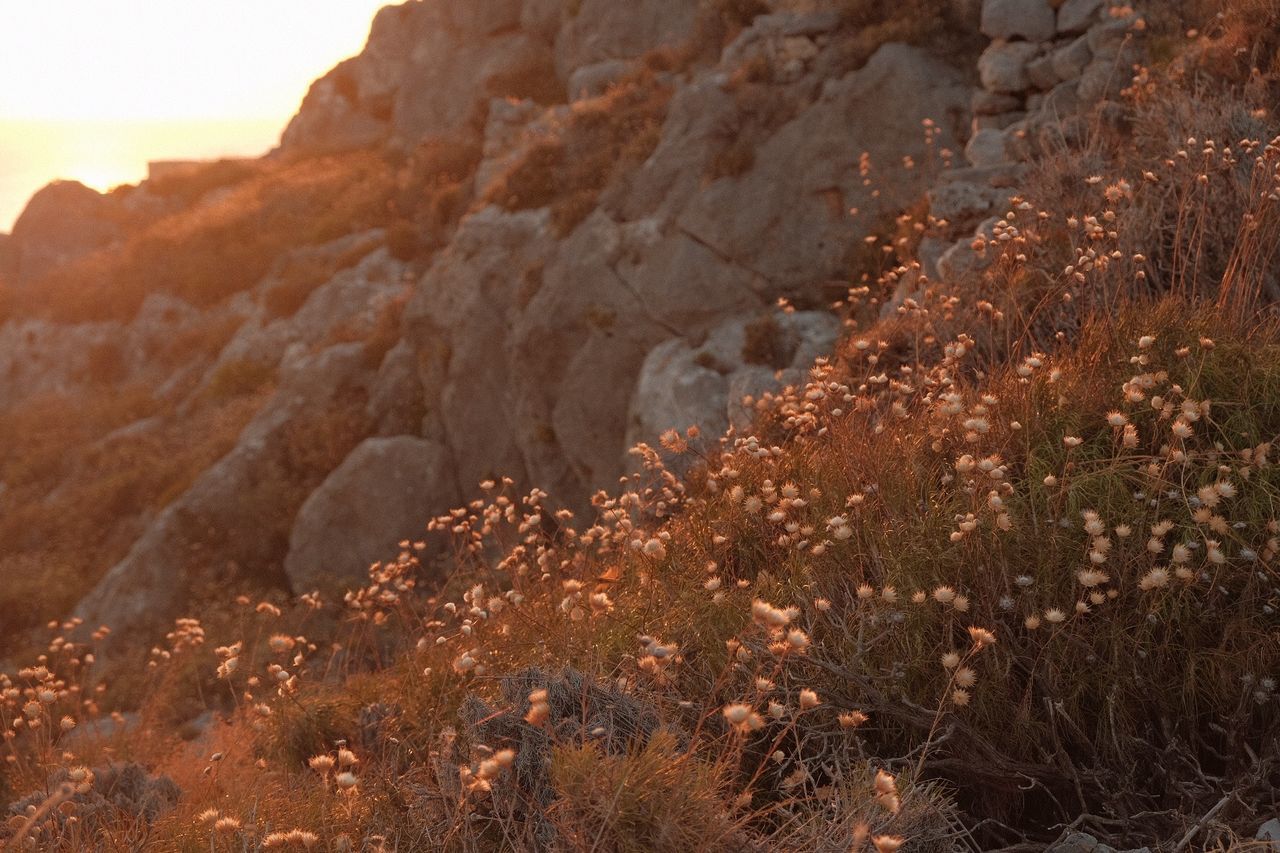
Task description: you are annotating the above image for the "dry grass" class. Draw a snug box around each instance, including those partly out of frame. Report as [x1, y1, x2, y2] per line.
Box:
[20, 151, 397, 324]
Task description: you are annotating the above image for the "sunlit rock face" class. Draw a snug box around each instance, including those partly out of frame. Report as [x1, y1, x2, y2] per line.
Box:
[281, 0, 701, 154]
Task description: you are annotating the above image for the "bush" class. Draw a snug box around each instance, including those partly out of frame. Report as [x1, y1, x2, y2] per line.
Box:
[484, 74, 672, 236]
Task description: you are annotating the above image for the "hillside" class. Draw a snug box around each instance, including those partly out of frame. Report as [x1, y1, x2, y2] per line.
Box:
[1, 0, 1279, 849]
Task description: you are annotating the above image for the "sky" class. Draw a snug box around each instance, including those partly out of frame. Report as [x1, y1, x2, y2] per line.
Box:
[0, 0, 393, 230]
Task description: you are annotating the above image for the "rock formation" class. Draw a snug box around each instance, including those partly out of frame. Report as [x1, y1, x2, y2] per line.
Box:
[0, 0, 1063, 645]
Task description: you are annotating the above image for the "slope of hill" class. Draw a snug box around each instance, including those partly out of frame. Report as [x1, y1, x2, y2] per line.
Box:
[1, 0, 1278, 849]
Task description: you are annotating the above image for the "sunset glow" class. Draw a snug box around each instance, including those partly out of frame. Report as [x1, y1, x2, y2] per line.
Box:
[0, 0, 391, 228]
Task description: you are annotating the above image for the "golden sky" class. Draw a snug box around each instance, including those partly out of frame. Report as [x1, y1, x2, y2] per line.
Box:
[0, 0, 392, 228]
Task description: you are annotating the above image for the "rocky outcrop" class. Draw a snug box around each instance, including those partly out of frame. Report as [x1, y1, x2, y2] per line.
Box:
[282, 0, 715, 154]
[626, 310, 840, 452]
[0, 293, 241, 409]
[41, 3, 978, 644]
[74, 343, 377, 635]
[5, 181, 126, 286]
[906, 0, 1143, 291]
[284, 435, 456, 594]
[403, 34, 969, 514]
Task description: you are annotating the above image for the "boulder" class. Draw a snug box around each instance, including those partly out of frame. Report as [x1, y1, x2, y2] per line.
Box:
[1076, 56, 1127, 104]
[284, 436, 455, 594]
[928, 179, 1009, 224]
[1026, 52, 1061, 89]
[980, 0, 1056, 42]
[1051, 34, 1093, 80]
[1042, 77, 1083, 118]
[1087, 18, 1136, 58]
[965, 128, 1012, 167]
[625, 311, 840, 455]
[979, 40, 1042, 93]
[1258, 818, 1280, 849]
[74, 344, 377, 641]
[1057, 0, 1104, 34]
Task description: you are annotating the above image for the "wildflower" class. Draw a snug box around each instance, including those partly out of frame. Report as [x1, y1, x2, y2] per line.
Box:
[968, 626, 996, 647]
[334, 771, 358, 791]
[951, 689, 971, 706]
[1139, 568, 1170, 590]
[874, 836, 905, 853]
[268, 634, 296, 654]
[799, 689, 820, 710]
[954, 667, 977, 688]
[941, 651, 961, 669]
[197, 808, 221, 824]
[1106, 411, 1128, 427]
[1077, 569, 1110, 588]
[337, 748, 359, 767]
[723, 703, 764, 732]
[1044, 608, 1067, 624]
[932, 586, 956, 604]
[213, 817, 242, 833]
[309, 754, 335, 773]
[525, 689, 550, 726]
[839, 710, 869, 729]
[873, 770, 900, 813]
[641, 538, 667, 559]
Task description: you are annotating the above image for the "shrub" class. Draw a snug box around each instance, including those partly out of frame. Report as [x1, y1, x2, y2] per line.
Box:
[484, 74, 672, 235]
